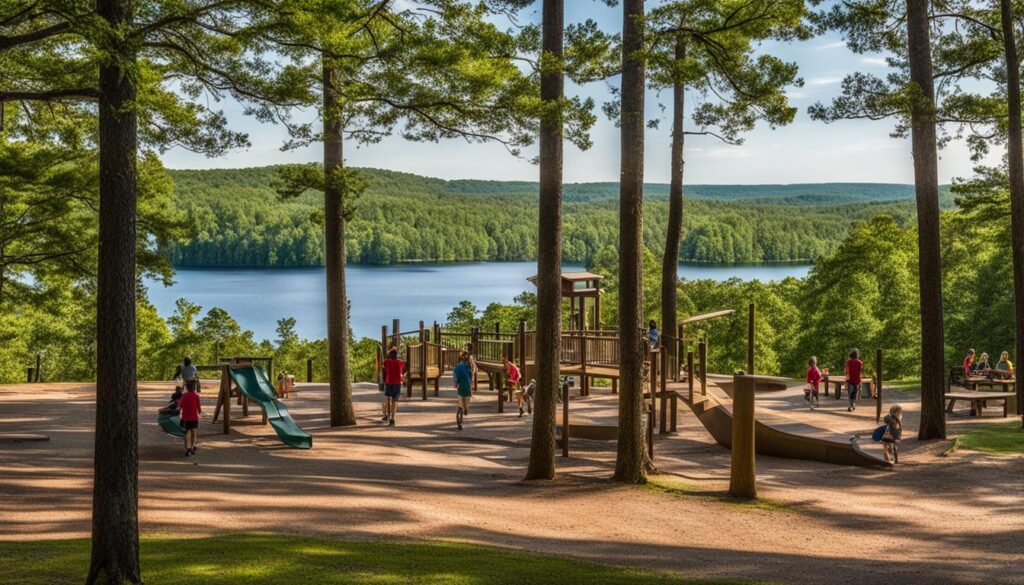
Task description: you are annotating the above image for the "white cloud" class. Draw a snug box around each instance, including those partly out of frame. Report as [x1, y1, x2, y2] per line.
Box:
[808, 76, 843, 86]
[814, 41, 848, 51]
[861, 56, 888, 67]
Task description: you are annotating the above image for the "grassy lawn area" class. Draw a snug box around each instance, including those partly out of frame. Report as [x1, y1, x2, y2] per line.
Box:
[644, 476, 792, 513]
[0, 533, 762, 585]
[956, 422, 1024, 454]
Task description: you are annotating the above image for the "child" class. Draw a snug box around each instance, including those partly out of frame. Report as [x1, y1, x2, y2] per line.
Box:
[845, 349, 863, 412]
[874, 404, 903, 463]
[995, 351, 1015, 377]
[503, 357, 524, 416]
[453, 352, 474, 430]
[178, 380, 202, 456]
[382, 348, 405, 427]
[174, 356, 200, 393]
[518, 379, 536, 416]
[963, 348, 976, 376]
[805, 356, 822, 407]
[648, 320, 660, 349]
[975, 352, 992, 373]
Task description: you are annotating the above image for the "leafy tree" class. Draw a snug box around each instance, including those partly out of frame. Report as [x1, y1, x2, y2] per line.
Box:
[646, 0, 808, 369]
[270, 0, 541, 427]
[811, 0, 952, 439]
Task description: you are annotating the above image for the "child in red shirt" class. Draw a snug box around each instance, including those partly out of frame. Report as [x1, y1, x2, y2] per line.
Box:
[805, 356, 822, 407]
[178, 380, 202, 456]
[845, 349, 863, 412]
[382, 348, 405, 427]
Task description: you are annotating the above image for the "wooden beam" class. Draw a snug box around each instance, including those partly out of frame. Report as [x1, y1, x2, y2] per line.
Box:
[728, 374, 757, 499]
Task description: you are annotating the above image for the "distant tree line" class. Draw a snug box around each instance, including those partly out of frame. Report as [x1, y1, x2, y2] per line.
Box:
[163, 166, 936, 267]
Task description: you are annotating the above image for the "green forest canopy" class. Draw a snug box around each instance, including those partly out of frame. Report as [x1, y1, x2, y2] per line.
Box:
[164, 166, 953, 267]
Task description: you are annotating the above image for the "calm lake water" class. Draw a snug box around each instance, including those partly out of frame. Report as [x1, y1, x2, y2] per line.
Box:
[145, 262, 811, 341]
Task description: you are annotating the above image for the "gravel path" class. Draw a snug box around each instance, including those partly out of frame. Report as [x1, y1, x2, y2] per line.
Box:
[0, 379, 1020, 584]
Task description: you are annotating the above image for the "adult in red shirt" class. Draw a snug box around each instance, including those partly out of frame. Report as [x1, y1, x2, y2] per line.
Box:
[382, 348, 405, 427]
[845, 349, 863, 412]
[178, 380, 202, 456]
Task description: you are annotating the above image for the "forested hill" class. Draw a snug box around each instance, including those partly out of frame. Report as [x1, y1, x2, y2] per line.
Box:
[165, 166, 943, 267]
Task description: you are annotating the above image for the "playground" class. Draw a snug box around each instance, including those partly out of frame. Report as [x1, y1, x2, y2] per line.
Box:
[1, 371, 1021, 584]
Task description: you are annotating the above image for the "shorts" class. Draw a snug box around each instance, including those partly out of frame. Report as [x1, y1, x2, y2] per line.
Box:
[182, 420, 198, 430]
[458, 394, 472, 411]
[385, 384, 402, 399]
[847, 382, 860, 400]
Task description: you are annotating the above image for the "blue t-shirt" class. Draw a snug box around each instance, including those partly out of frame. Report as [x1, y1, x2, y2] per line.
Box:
[649, 328, 660, 348]
[453, 362, 473, 396]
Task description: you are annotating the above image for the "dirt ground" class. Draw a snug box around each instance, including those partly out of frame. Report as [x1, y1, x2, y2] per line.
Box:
[0, 377, 1021, 585]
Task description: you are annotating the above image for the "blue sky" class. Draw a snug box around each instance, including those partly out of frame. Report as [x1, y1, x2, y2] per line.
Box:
[160, 2, 999, 184]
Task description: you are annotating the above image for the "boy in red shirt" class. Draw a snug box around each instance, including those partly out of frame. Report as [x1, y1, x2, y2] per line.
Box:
[178, 380, 202, 456]
[845, 349, 863, 412]
[382, 348, 405, 427]
[805, 356, 822, 407]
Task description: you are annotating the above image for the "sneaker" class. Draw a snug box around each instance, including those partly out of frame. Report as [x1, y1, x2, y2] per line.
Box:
[388, 418, 395, 427]
[381, 414, 390, 421]
[847, 406, 853, 412]
[185, 449, 191, 457]
[190, 446, 197, 455]
[519, 407, 524, 418]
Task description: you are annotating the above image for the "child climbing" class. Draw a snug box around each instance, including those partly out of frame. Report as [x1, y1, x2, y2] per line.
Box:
[179, 380, 202, 456]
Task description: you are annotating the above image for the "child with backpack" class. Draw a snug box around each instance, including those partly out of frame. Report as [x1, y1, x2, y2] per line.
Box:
[872, 404, 903, 463]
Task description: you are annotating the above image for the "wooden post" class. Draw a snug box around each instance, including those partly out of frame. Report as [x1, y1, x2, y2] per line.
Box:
[381, 325, 388, 351]
[433, 322, 440, 344]
[747, 302, 755, 375]
[729, 374, 757, 499]
[876, 349, 884, 423]
[34, 353, 42, 382]
[687, 351, 695, 402]
[470, 327, 479, 393]
[647, 402, 655, 461]
[594, 282, 602, 330]
[392, 318, 400, 347]
[660, 346, 668, 434]
[306, 359, 313, 383]
[649, 346, 658, 427]
[677, 323, 685, 382]
[580, 332, 589, 396]
[420, 326, 428, 400]
[405, 345, 412, 398]
[699, 341, 707, 396]
[562, 377, 569, 457]
[518, 319, 527, 377]
[26, 367, 33, 383]
[221, 366, 231, 435]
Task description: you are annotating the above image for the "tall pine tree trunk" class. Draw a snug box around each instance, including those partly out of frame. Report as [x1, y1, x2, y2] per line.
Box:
[324, 63, 356, 427]
[661, 36, 685, 369]
[87, 0, 141, 582]
[614, 0, 649, 484]
[1000, 0, 1024, 424]
[525, 0, 564, 481]
[906, 0, 946, 440]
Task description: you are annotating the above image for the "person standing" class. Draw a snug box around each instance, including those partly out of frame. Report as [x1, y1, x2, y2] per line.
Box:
[648, 320, 660, 349]
[178, 380, 202, 457]
[805, 356, 822, 407]
[845, 349, 863, 412]
[382, 348, 405, 427]
[503, 356, 525, 416]
[173, 356, 200, 392]
[453, 352, 474, 430]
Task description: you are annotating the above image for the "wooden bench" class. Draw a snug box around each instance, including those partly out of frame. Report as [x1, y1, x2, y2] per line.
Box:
[822, 377, 875, 399]
[945, 391, 1014, 417]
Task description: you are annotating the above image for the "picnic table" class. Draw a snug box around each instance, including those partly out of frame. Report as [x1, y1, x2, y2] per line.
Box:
[964, 375, 1015, 393]
[945, 391, 1016, 417]
[821, 375, 875, 399]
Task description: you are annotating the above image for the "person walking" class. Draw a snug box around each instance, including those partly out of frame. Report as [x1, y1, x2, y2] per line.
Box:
[453, 352, 474, 430]
[805, 356, 822, 408]
[845, 349, 863, 412]
[382, 348, 405, 427]
[503, 356, 525, 417]
[178, 380, 202, 457]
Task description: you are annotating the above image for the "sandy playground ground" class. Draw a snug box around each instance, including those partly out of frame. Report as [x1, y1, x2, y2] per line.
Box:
[0, 376, 1021, 584]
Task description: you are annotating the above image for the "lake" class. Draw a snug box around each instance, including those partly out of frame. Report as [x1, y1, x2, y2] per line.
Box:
[144, 262, 811, 341]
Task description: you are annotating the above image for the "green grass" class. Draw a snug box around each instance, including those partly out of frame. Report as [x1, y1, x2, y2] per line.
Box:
[956, 422, 1024, 454]
[644, 475, 792, 513]
[0, 533, 762, 585]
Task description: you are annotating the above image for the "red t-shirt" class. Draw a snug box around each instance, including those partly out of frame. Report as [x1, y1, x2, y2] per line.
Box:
[963, 356, 974, 373]
[179, 391, 201, 422]
[846, 359, 863, 385]
[806, 366, 822, 389]
[383, 358, 405, 385]
[506, 363, 521, 385]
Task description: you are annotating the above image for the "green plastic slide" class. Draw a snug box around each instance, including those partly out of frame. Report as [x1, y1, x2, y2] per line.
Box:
[227, 365, 313, 449]
[157, 412, 186, 438]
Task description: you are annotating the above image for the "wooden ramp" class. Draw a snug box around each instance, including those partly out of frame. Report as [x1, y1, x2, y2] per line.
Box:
[682, 381, 891, 468]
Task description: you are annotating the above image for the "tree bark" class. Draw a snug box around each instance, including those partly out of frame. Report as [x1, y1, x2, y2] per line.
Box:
[87, 0, 142, 583]
[1000, 0, 1024, 423]
[525, 0, 564, 481]
[661, 36, 685, 371]
[906, 0, 946, 440]
[614, 0, 650, 484]
[324, 62, 356, 427]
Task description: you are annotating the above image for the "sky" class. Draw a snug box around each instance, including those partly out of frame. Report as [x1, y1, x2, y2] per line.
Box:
[159, 2, 1001, 185]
